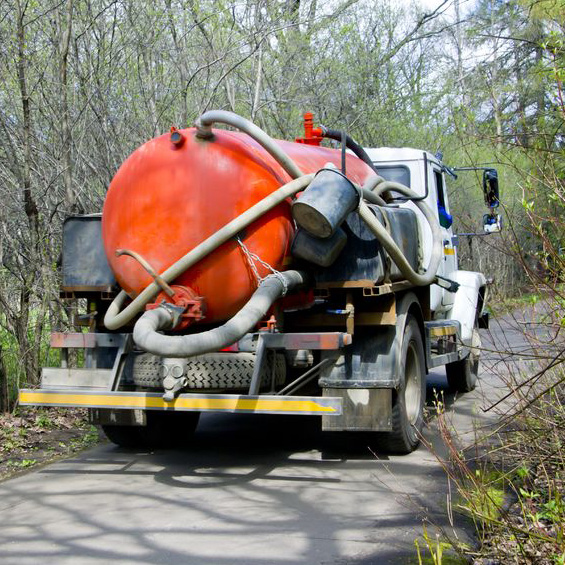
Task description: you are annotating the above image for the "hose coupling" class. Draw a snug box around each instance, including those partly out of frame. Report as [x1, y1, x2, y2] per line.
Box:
[145, 300, 185, 330]
[194, 118, 214, 140]
[146, 285, 206, 330]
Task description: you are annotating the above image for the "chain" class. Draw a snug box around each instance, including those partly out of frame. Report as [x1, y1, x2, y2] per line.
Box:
[236, 236, 288, 296]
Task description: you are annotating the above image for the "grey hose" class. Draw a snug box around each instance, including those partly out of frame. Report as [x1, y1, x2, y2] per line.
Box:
[362, 175, 386, 193]
[104, 174, 314, 330]
[359, 175, 443, 286]
[133, 271, 306, 357]
[361, 188, 387, 206]
[195, 110, 304, 180]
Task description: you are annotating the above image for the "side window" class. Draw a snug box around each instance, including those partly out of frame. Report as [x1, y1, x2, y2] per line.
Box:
[434, 169, 452, 229]
[434, 169, 447, 210]
[373, 165, 411, 188]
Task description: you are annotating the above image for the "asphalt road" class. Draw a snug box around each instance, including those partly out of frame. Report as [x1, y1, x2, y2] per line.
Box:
[0, 312, 552, 565]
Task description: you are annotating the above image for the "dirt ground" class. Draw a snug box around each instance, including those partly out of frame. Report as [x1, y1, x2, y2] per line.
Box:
[0, 407, 100, 482]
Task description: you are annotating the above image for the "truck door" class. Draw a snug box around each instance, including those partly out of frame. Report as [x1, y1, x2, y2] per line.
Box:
[431, 166, 457, 312]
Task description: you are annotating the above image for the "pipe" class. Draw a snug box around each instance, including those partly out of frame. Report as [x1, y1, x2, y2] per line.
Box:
[361, 188, 387, 207]
[195, 110, 304, 180]
[104, 174, 314, 330]
[358, 176, 443, 286]
[133, 271, 306, 357]
[319, 127, 379, 174]
[362, 175, 386, 193]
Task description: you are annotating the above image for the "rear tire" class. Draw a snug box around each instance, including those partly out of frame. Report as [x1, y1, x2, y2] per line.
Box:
[378, 316, 426, 454]
[102, 411, 200, 448]
[445, 327, 480, 393]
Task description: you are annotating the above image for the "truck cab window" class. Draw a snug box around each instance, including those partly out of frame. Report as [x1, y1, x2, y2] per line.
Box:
[373, 165, 411, 188]
[434, 169, 452, 228]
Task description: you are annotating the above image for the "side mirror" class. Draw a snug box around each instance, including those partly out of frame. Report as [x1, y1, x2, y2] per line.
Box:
[483, 169, 499, 208]
[483, 213, 502, 233]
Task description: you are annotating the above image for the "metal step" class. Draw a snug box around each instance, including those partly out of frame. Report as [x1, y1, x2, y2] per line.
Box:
[424, 320, 461, 368]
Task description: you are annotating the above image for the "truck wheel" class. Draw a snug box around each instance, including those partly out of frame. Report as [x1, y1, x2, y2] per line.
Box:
[379, 315, 426, 454]
[445, 327, 480, 393]
[102, 411, 200, 448]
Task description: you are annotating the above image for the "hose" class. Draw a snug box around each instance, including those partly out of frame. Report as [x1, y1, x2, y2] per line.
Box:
[362, 174, 386, 193]
[319, 126, 379, 174]
[104, 174, 314, 330]
[133, 271, 306, 356]
[358, 175, 443, 287]
[361, 188, 387, 207]
[195, 110, 304, 180]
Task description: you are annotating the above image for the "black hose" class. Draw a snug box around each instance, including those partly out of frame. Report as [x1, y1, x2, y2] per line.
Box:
[320, 126, 378, 174]
[341, 129, 346, 175]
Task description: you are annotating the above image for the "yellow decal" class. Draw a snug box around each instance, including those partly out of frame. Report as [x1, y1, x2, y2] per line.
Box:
[429, 326, 457, 337]
[19, 390, 337, 414]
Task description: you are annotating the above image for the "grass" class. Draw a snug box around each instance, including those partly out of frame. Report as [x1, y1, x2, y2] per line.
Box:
[428, 366, 565, 564]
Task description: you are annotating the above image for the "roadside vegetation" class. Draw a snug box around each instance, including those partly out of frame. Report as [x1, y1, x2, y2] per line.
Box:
[424, 18, 565, 559]
[0, 407, 99, 482]
[425, 330, 565, 564]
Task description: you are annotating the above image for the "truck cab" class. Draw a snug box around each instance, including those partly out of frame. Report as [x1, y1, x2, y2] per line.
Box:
[365, 148, 459, 315]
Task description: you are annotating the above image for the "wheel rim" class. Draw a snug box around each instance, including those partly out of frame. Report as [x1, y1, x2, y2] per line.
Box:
[404, 341, 422, 425]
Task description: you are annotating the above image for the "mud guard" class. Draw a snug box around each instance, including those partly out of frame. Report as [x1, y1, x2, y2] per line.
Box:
[445, 270, 486, 346]
[319, 291, 424, 390]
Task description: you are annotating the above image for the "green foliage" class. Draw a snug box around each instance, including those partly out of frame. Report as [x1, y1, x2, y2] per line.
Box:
[461, 470, 506, 523]
[7, 459, 36, 469]
[414, 525, 467, 565]
[68, 426, 98, 451]
[34, 411, 54, 429]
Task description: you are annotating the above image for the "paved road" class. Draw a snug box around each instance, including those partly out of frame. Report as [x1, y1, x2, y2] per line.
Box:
[0, 312, 552, 565]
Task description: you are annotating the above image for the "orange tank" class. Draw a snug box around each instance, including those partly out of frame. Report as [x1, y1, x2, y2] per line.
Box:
[102, 128, 374, 325]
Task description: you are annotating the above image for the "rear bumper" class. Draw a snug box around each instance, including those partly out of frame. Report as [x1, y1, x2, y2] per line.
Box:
[19, 389, 342, 417]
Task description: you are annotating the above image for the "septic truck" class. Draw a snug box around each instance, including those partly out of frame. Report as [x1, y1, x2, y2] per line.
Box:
[19, 111, 501, 454]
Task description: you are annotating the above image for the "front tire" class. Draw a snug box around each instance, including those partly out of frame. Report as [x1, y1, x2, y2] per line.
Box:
[379, 315, 426, 454]
[445, 327, 480, 393]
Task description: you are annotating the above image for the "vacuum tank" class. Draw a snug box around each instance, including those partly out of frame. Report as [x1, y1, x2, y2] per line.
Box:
[102, 128, 374, 324]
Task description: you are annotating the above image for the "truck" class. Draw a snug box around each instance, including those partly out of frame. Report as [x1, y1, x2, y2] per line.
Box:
[19, 111, 501, 454]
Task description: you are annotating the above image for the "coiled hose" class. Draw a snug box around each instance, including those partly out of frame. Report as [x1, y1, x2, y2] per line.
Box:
[134, 271, 305, 357]
[359, 176, 443, 286]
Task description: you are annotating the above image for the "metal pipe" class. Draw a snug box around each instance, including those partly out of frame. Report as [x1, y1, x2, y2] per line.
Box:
[115, 249, 175, 297]
[276, 358, 331, 396]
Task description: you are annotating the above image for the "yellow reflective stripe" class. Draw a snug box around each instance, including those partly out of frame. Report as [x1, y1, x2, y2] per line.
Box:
[444, 247, 455, 255]
[19, 391, 337, 414]
[429, 326, 457, 337]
